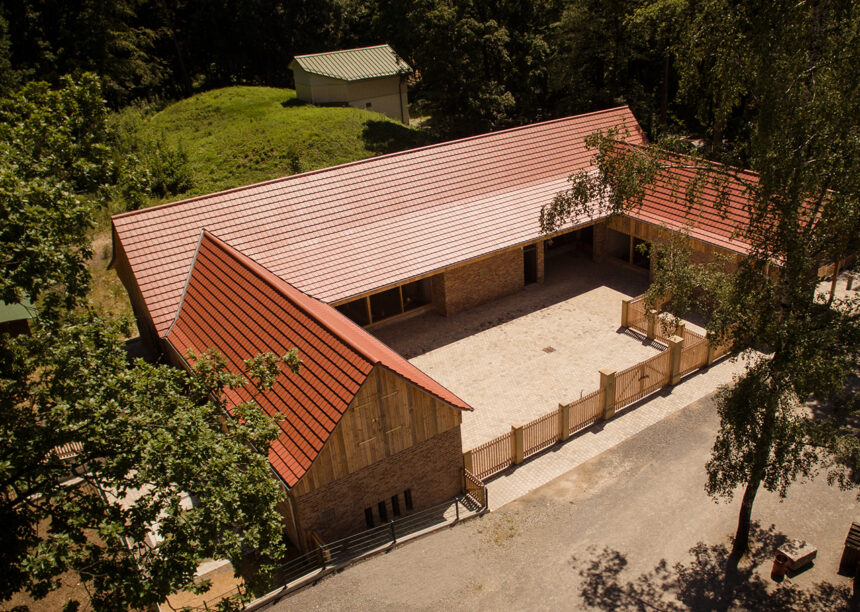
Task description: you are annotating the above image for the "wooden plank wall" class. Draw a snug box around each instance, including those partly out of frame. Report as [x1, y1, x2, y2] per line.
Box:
[293, 366, 463, 496]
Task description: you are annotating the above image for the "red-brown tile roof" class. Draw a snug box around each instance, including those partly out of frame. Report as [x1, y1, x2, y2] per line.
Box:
[630, 153, 757, 255]
[112, 106, 646, 336]
[165, 232, 471, 488]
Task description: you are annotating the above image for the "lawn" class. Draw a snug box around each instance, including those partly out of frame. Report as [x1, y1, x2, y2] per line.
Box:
[135, 86, 431, 199]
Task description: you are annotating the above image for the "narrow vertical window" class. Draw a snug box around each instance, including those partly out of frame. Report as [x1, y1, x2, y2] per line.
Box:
[391, 494, 401, 517]
[378, 500, 388, 522]
[364, 507, 374, 529]
[404, 488, 413, 511]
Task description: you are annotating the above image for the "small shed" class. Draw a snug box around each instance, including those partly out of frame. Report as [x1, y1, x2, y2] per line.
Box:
[0, 298, 36, 336]
[289, 44, 412, 124]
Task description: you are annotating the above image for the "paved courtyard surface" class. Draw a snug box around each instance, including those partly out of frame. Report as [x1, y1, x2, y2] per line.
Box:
[374, 256, 670, 448]
[274, 393, 858, 611]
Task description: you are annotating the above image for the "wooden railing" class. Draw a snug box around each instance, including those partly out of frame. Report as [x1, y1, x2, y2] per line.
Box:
[464, 470, 487, 508]
[462, 294, 734, 483]
[469, 432, 513, 481]
[523, 411, 558, 457]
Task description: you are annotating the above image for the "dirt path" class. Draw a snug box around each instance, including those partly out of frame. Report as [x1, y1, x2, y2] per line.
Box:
[274, 394, 857, 611]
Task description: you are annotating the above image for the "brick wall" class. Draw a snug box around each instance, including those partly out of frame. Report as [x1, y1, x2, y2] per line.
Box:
[437, 249, 524, 316]
[294, 426, 464, 543]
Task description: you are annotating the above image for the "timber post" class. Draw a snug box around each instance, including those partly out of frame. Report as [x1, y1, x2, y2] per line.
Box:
[599, 368, 617, 420]
[706, 331, 717, 366]
[512, 424, 524, 465]
[621, 298, 631, 328]
[559, 402, 571, 441]
[646, 309, 658, 340]
[669, 335, 684, 385]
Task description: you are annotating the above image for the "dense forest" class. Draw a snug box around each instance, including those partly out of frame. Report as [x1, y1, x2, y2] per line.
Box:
[1, 0, 745, 143]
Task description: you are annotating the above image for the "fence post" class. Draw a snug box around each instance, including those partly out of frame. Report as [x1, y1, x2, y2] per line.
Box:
[847, 273, 855, 291]
[621, 298, 631, 328]
[319, 545, 326, 570]
[455, 497, 460, 521]
[646, 309, 658, 340]
[558, 402, 571, 441]
[390, 520, 396, 544]
[511, 424, 524, 465]
[675, 321, 686, 339]
[706, 331, 717, 366]
[599, 369, 616, 419]
[463, 450, 473, 475]
[668, 335, 684, 385]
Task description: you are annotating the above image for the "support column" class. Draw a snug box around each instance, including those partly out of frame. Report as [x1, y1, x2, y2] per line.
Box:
[675, 321, 686, 339]
[511, 424, 524, 465]
[592, 223, 607, 263]
[669, 335, 684, 385]
[646, 309, 658, 340]
[621, 299, 631, 328]
[559, 403, 571, 441]
[599, 369, 617, 420]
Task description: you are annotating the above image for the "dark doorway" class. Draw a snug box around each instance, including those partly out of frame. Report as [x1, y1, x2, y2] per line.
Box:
[524, 244, 538, 284]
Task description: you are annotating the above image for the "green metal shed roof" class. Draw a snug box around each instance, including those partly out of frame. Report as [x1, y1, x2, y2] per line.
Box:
[290, 44, 412, 82]
[0, 298, 36, 323]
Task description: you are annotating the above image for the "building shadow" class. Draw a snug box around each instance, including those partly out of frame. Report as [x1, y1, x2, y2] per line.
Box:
[373, 256, 650, 359]
[570, 523, 856, 611]
[360, 119, 434, 155]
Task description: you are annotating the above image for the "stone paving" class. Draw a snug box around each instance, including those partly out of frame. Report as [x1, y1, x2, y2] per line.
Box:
[374, 255, 669, 449]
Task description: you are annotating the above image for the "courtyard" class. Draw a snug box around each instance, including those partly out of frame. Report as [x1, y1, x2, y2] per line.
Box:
[373, 253, 697, 449]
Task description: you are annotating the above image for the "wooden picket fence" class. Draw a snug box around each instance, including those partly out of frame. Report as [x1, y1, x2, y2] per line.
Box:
[464, 295, 732, 482]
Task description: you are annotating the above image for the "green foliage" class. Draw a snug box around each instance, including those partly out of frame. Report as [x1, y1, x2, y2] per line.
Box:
[0, 74, 115, 310]
[0, 312, 294, 607]
[542, 0, 860, 562]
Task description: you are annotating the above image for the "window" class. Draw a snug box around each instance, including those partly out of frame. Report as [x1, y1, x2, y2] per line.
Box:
[403, 488, 413, 511]
[377, 500, 388, 522]
[364, 507, 374, 529]
[391, 494, 401, 517]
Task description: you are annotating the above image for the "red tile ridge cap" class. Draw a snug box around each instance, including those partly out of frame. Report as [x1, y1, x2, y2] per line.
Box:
[165, 230, 473, 412]
[111, 106, 639, 224]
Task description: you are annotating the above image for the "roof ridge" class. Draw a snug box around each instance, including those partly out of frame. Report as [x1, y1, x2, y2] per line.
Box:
[111, 107, 635, 223]
[163, 229, 206, 338]
[293, 44, 392, 59]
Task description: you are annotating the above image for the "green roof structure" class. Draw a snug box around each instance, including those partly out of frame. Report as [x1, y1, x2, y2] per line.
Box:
[0, 298, 36, 324]
[290, 44, 412, 82]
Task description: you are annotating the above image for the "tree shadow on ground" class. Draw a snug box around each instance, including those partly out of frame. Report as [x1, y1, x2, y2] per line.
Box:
[361, 120, 434, 155]
[570, 523, 857, 611]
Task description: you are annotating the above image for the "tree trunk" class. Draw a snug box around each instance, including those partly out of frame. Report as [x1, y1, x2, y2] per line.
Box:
[660, 54, 670, 126]
[729, 472, 762, 567]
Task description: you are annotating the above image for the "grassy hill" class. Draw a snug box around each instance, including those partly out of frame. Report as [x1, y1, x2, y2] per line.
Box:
[135, 86, 431, 199]
[92, 86, 431, 321]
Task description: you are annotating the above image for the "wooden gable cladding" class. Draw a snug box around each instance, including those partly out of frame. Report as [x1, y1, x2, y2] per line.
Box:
[292, 365, 462, 497]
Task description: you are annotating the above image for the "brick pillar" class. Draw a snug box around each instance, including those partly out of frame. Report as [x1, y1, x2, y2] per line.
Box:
[669, 335, 684, 385]
[646, 309, 658, 340]
[592, 222, 607, 263]
[621, 299, 631, 328]
[599, 369, 617, 419]
[558, 403, 571, 441]
[511, 424, 524, 465]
